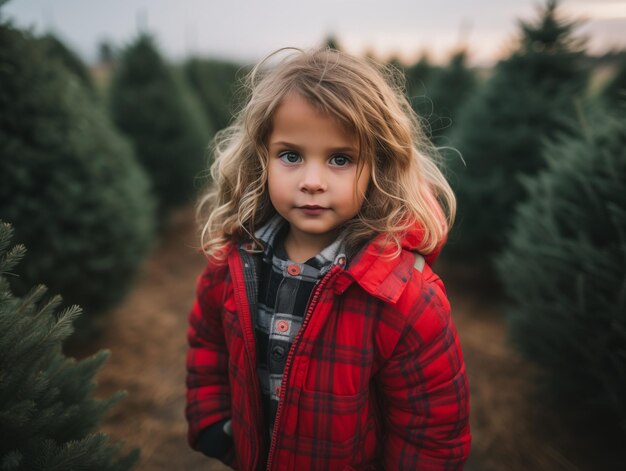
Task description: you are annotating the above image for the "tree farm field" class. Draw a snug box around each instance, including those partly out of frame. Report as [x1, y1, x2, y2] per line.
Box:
[75, 206, 616, 471]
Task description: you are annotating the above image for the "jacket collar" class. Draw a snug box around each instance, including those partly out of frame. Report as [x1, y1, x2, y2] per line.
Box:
[338, 223, 443, 303]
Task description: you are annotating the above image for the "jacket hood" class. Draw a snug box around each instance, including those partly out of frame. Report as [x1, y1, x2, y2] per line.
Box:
[399, 221, 445, 266]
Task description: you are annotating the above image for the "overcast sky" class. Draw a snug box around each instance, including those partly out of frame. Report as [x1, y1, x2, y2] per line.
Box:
[3, 0, 626, 66]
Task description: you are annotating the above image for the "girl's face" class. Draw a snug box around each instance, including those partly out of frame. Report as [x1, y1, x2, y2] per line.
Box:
[267, 93, 370, 255]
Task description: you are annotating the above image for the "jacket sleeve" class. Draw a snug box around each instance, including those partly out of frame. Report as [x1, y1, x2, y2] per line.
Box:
[377, 278, 471, 470]
[185, 259, 232, 452]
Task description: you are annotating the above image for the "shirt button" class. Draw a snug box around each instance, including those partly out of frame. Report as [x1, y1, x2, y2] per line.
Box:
[287, 264, 301, 276]
[272, 345, 286, 360]
[275, 320, 289, 333]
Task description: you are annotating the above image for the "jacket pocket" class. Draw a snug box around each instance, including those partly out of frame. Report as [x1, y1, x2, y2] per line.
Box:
[294, 388, 368, 445]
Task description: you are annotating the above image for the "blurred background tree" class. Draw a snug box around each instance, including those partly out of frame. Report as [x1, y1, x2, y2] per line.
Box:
[39, 33, 96, 96]
[446, 0, 590, 265]
[0, 22, 156, 341]
[183, 57, 243, 133]
[109, 34, 213, 220]
[601, 57, 626, 110]
[427, 50, 477, 139]
[401, 50, 476, 144]
[496, 107, 626, 439]
[0, 221, 139, 470]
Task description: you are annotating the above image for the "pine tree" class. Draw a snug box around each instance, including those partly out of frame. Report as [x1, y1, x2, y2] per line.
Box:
[402, 54, 443, 140]
[448, 0, 589, 261]
[39, 33, 95, 94]
[323, 35, 342, 51]
[404, 53, 434, 100]
[109, 34, 212, 217]
[0, 22, 155, 338]
[496, 110, 626, 435]
[602, 59, 626, 110]
[0, 221, 139, 470]
[427, 50, 477, 138]
[183, 57, 243, 133]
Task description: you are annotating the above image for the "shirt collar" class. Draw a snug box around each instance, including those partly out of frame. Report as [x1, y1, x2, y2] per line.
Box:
[253, 215, 347, 272]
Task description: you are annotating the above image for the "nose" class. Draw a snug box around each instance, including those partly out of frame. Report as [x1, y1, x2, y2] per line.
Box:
[299, 162, 327, 193]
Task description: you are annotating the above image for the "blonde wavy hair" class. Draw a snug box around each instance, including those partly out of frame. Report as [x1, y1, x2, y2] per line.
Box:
[197, 47, 455, 261]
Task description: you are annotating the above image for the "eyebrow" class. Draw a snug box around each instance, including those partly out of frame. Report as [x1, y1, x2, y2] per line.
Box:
[270, 140, 358, 154]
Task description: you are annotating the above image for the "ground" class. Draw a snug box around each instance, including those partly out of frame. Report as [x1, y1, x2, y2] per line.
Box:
[77, 207, 618, 470]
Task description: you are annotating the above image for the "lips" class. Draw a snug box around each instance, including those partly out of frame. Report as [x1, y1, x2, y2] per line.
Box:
[296, 205, 330, 215]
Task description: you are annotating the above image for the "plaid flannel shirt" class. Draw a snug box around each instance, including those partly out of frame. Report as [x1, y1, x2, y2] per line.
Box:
[186, 221, 471, 470]
[255, 216, 347, 439]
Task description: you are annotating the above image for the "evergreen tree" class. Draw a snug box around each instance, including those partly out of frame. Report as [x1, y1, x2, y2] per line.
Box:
[109, 34, 212, 217]
[602, 58, 626, 110]
[323, 35, 342, 51]
[402, 54, 445, 140]
[0, 22, 155, 338]
[39, 33, 95, 94]
[496, 111, 626, 435]
[448, 0, 589, 261]
[0, 221, 139, 470]
[427, 50, 477, 138]
[98, 40, 117, 67]
[404, 54, 436, 111]
[183, 57, 243, 133]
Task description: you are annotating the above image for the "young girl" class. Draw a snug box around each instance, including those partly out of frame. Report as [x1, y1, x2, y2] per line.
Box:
[186, 48, 471, 470]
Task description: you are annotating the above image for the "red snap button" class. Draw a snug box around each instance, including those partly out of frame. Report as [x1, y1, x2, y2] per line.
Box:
[275, 386, 281, 396]
[287, 264, 301, 276]
[276, 320, 289, 333]
[338, 257, 346, 266]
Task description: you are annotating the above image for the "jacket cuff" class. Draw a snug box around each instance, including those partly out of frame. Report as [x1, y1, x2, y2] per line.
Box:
[197, 418, 233, 460]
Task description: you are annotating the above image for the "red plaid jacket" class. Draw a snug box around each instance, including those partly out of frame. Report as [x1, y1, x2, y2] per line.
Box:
[186, 226, 471, 470]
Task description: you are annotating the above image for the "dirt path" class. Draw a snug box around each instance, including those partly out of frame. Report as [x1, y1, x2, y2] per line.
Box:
[84, 208, 228, 470]
[81, 208, 615, 470]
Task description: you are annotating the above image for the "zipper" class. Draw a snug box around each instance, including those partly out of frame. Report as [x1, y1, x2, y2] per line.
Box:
[231, 249, 265, 470]
[265, 265, 340, 470]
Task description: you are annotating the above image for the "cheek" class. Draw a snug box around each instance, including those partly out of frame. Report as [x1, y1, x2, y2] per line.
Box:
[343, 174, 369, 213]
[354, 169, 371, 205]
[267, 163, 286, 206]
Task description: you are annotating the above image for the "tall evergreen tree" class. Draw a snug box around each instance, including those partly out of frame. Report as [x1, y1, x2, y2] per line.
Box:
[403, 54, 442, 139]
[0, 221, 139, 470]
[39, 33, 95, 94]
[496, 111, 626, 436]
[447, 0, 589, 261]
[183, 57, 242, 133]
[427, 50, 477, 138]
[109, 34, 212, 217]
[602, 58, 626, 110]
[0, 22, 155, 338]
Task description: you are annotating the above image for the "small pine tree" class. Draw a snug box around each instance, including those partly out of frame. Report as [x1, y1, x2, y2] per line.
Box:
[0, 22, 155, 338]
[496, 111, 626, 436]
[109, 34, 212, 217]
[323, 35, 342, 51]
[448, 0, 589, 261]
[0, 221, 139, 470]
